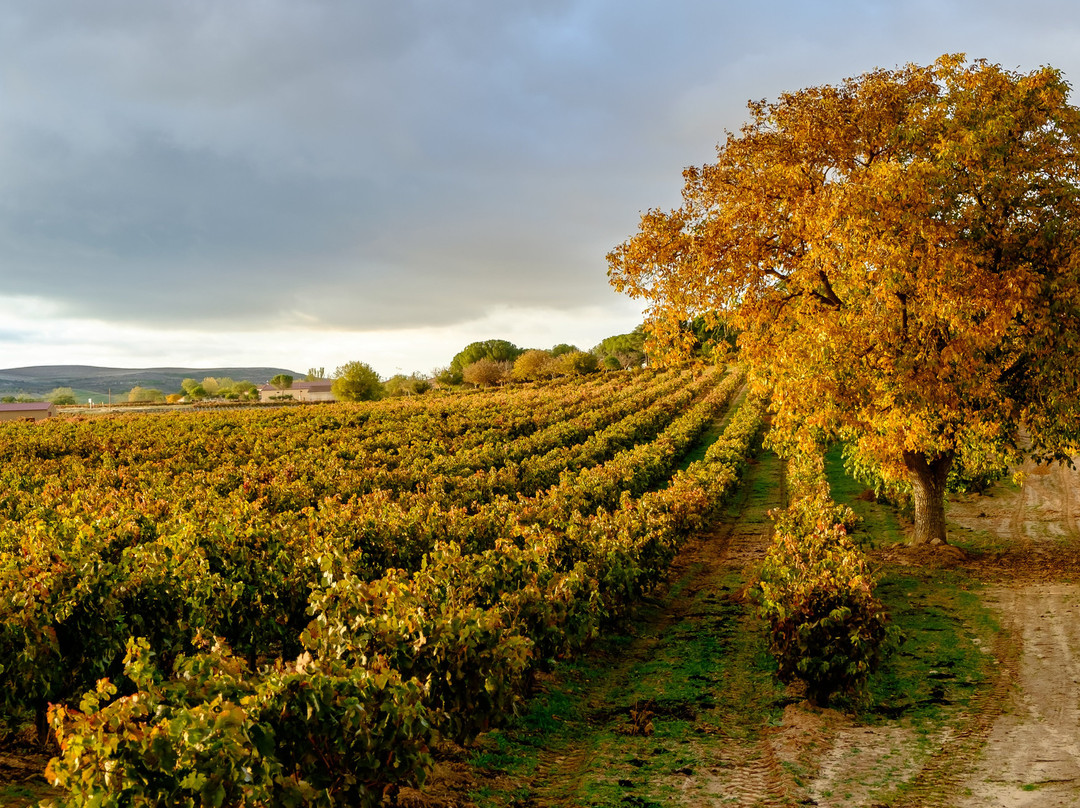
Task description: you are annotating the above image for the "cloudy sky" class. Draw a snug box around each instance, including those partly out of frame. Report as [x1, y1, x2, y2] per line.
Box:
[1, 1, 1078, 376]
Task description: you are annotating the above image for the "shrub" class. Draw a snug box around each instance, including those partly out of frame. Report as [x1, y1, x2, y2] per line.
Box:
[331, 361, 382, 402]
[553, 350, 598, 376]
[127, 386, 165, 403]
[383, 373, 432, 397]
[462, 358, 512, 387]
[46, 388, 78, 405]
[757, 494, 897, 706]
[449, 340, 523, 379]
[511, 349, 556, 382]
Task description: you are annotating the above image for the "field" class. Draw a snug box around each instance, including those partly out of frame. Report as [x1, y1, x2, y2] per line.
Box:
[1, 367, 1078, 807]
[0, 367, 762, 805]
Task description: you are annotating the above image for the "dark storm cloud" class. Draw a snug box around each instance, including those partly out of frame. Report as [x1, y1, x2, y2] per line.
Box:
[1, 1, 1078, 331]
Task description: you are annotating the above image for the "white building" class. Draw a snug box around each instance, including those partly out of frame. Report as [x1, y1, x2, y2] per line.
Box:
[257, 380, 336, 403]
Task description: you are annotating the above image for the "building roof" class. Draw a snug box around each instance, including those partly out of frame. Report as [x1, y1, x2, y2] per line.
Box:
[0, 402, 54, 412]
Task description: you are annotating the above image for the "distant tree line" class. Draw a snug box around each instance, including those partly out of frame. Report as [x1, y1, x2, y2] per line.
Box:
[2, 321, 722, 409]
[426, 326, 656, 388]
[0, 387, 79, 405]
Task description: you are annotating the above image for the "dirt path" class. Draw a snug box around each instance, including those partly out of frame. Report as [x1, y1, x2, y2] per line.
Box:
[524, 450, 792, 807]
[946, 459, 1080, 806]
[802, 459, 1080, 808]
[957, 584, 1080, 806]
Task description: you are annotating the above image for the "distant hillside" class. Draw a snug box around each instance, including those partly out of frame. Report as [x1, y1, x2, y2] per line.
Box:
[0, 365, 304, 398]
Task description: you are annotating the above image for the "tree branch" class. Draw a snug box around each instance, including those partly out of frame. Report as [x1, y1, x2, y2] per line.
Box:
[817, 271, 844, 308]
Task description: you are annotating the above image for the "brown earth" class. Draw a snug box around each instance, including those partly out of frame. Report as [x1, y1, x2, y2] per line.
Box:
[0, 731, 55, 808]
[798, 458, 1080, 808]
[949, 458, 1080, 806]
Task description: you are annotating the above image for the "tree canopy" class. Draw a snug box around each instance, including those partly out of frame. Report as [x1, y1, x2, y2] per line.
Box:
[270, 374, 294, 392]
[383, 373, 432, 397]
[331, 361, 382, 402]
[462, 358, 512, 387]
[553, 350, 598, 376]
[127, 386, 165, 404]
[592, 327, 648, 369]
[511, 349, 556, 382]
[608, 55, 1080, 545]
[45, 387, 77, 406]
[447, 340, 523, 384]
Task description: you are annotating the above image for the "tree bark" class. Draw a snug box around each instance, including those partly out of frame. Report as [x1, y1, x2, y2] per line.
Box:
[903, 450, 954, 545]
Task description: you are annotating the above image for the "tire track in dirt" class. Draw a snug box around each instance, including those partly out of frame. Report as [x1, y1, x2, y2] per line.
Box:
[888, 609, 1022, 807]
[1057, 464, 1080, 542]
[697, 498, 800, 808]
[954, 585, 1080, 807]
[1009, 459, 1031, 543]
[715, 743, 793, 808]
[883, 457, 1080, 807]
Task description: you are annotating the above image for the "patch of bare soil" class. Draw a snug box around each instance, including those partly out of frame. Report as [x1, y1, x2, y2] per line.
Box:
[956, 584, 1080, 807]
[799, 721, 931, 807]
[950, 457, 1080, 581]
[398, 746, 481, 808]
[0, 733, 56, 808]
[950, 461, 1080, 804]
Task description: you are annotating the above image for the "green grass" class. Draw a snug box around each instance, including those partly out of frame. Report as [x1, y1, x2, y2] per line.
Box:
[865, 571, 997, 723]
[675, 386, 749, 473]
[824, 442, 999, 724]
[468, 567, 787, 807]
[676, 421, 726, 471]
[468, 449, 786, 807]
[824, 444, 908, 548]
[0, 780, 60, 807]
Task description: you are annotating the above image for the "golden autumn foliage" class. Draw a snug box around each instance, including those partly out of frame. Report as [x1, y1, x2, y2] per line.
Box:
[608, 55, 1080, 544]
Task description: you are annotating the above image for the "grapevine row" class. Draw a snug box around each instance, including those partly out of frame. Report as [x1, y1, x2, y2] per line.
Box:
[45, 389, 764, 806]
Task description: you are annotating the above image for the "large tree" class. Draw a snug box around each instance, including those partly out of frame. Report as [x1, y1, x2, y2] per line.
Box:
[269, 374, 294, 396]
[608, 55, 1080, 545]
[331, 361, 383, 402]
[447, 340, 524, 384]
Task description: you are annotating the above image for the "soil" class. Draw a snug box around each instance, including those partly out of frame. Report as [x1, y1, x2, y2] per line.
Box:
[948, 457, 1080, 807]
[0, 732, 55, 808]
[957, 584, 1080, 807]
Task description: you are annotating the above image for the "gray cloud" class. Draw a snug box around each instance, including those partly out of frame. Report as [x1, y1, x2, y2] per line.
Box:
[1, 1, 1078, 334]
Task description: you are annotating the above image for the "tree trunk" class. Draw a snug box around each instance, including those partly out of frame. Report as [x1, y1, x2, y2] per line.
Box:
[903, 450, 954, 545]
[35, 700, 49, 748]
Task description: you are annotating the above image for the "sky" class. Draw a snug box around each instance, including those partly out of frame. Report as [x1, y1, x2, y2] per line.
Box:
[1, 1, 1078, 378]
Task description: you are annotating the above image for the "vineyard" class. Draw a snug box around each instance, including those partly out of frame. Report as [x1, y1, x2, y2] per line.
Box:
[0, 366, 763, 806]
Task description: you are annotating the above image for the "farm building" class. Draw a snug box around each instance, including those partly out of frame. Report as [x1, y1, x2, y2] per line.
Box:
[257, 380, 336, 403]
[0, 402, 56, 422]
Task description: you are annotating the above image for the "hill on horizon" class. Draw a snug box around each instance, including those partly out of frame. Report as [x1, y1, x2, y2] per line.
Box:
[0, 365, 305, 398]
